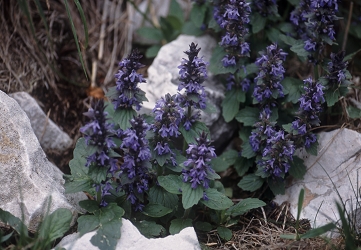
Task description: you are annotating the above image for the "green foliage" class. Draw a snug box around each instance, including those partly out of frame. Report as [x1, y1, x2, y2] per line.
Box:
[238, 174, 264, 192]
[169, 218, 193, 235]
[226, 198, 266, 217]
[217, 226, 232, 241]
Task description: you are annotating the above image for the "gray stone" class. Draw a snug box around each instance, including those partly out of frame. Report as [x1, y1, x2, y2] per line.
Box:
[0, 90, 80, 231]
[139, 34, 235, 149]
[9, 92, 73, 152]
[55, 218, 201, 250]
[274, 128, 361, 236]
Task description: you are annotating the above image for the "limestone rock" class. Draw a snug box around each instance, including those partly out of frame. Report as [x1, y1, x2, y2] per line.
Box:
[274, 128, 361, 236]
[139, 34, 235, 149]
[55, 218, 201, 250]
[0, 90, 80, 231]
[9, 92, 73, 152]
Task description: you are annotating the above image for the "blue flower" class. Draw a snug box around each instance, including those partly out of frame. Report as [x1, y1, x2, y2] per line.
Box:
[214, 0, 251, 67]
[118, 116, 152, 211]
[111, 49, 146, 111]
[182, 133, 216, 190]
[325, 51, 350, 88]
[253, 0, 278, 17]
[253, 43, 287, 105]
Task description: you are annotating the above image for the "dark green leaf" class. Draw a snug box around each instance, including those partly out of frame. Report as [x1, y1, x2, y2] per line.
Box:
[226, 198, 266, 217]
[136, 27, 163, 41]
[305, 139, 318, 156]
[279, 34, 298, 46]
[38, 208, 72, 243]
[217, 227, 232, 241]
[145, 45, 162, 58]
[287, 0, 300, 6]
[158, 175, 182, 194]
[0, 232, 13, 243]
[209, 46, 237, 75]
[290, 41, 309, 58]
[297, 189, 305, 222]
[0, 208, 27, 236]
[169, 0, 184, 22]
[283, 123, 293, 133]
[77, 215, 100, 236]
[282, 77, 302, 104]
[74, 0, 89, 48]
[268, 178, 285, 195]
[222, 90, 241, 122]
[182, 183, 203, 209]
[179, 121, 209, 144]
[234, 157, 252, 177]
[148, 186, 179, 208]
[169, 218, 193, 235]
[142, 204, 173, 218]
[79, 200, 100, 213]
[289, 156, 306, 179]
[324, 89, 340, 107]
[241, 140, 256, 159]
[238, 174, 264, 192]
[266, 28, 281, 43]
[251, 12, 266, 34]
[165, 15, 183, 31]
[203, 102, 218, 114]
[210, 150, 239, 172]
[235, 107, 259, 126]
[190, 3, 207, 27]
[201, 188, 233, 210]
[133, 220, 166, 238]
[182, 21, 204, 36]
[347, 106, 361, 119]
[113, 108, 137, 130]
[88, 164, 108, 184]
[195, 221, 212, 232]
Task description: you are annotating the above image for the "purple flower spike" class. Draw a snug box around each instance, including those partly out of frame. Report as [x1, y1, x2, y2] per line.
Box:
[182, 132, 216, 191]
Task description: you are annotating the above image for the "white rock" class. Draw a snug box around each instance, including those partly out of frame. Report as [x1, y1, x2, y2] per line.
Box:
[55, 219, 201, 250]
[274, 128, 361, 236]
[0, 90, 80, 231]
[139, 34, 235, 148]
[9, 92, 73, 152]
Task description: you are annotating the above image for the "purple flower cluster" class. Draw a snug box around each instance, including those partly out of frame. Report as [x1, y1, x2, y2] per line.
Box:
[249, 110, 273, 153]
[292, 78, 324, 148]
[214, 0, 251, 67]
[118, 116, 152, 211]
[176, 43, 208, 130]
[152, 94, 185, 166]
[325, 50, 350, 87]
[257, 128, 295, 178]
[80, 99, 121, 206]
[291, 0, 340, 63]
[182, 132, 216, 191]
[112, 49, 146, 111]
[253, 0, 278, 17]
[253, 43, 287, 105]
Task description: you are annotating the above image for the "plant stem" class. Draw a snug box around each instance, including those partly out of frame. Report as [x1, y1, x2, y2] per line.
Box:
[182, 208, 191, 219]
[97, 186, 102, 205]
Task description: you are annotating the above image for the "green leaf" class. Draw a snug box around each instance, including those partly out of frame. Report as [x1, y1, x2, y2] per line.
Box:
[297, 188, 305, 222]
[279, 34, 298, 46]
[79, 200, 100, 213]
[287, 0, 300, 6]
[289, 156, 306, 179]
[182, 21, 204, 36]
[179, 121, 209, 144]
[0, 231, 13, 243]
[209, 46, 237, 75]
[203, 102, 218, 114]
[251, 12, 266, 34]
[182, 183, 203, 209]
[136, 27, 163, 41]
[145, 45, 162, 58]
[217, 227, 232, 241]
[157, 175, 183, 194]
[268, 178, 285, 195]
[38, 208, 72, 243]
[347, 106, 361, 119]
[241, 140, 256, 159]
[283, 123, 293, 133]
[300, 223, 336, 239]
[169, 218, 193, 235]
[148, 186, 179, 208]
[235, 107, 259, 126]
[238, 174, 264, 192]
[306, 139, 318, 156]
[195, 221, 212, 232]
[266, 27, 281, 43]
[324, 89, 340, 107]
[142, 204, 173, 218]
[88, 164, 108, 184]
[233, 157, 252, 177]
[77, 215, 100, 236]
[290, 41, 309, 58]
[210, 149, 239, 172]
[113, 108, 137, 130]
[282, 77, 302, 104]
[133, 220, 166, 238]
[226, 198, 266, 217]
[222, 90, 242, 122]
[201, 188, 233, 210]
[0, 208, 27, 236]
[65, 138, 93, 193]
[165, 15, 183, 31]
[190, 3, 207, 27]
[169, 0, 184, 22]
